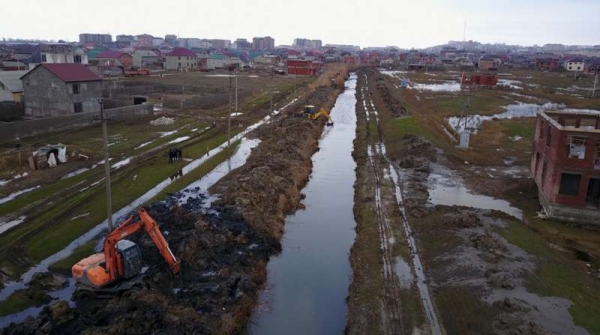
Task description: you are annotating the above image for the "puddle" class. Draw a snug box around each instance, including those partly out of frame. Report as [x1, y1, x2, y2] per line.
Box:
[394, 257, 414, 289]
[413, 81, 461, 92]
[112, 157, 131, 169]
[248, 74, 358, 335]
[0, 216, 26, 235]
[168, 136, 190, 144]
[60, 168, 90, 180]
[447, 102, 565, 134]
[427, 163, 523, 219]
[0, 279, 76, 327]
[177, 138, 261, 207]
[159, 130, 178, 137]
[498, 79, 523, 89]
[0, 186, 41, 205]
[135, 141, 153, 149]
[0, 173, 28, 187]
[379, 70, 407, 77]
[0, 94, 302, 314]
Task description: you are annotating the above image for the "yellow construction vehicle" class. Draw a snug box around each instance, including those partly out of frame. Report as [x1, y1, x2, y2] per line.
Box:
[301, 105, 334, 126]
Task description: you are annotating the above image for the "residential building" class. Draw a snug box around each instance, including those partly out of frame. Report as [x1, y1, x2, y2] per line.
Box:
[210, 39, 231, 49]
[116, 35, 135, 47]
[287, 59, 320, 76]
[21, 63, 102, 117]
[530, 110, 600, 225]
[536, 58, 560, 71]
[478, 54, 499, 70]
[165, 34, 178, 46]
[11, 43, 88, 69]
[585, 60, 600, 74]
[165, 48, 197, 71]
[97, 51, 133, 69]
[207, 54, 226, 70]
[235, 38, 252, 50]
[252, 37, 275, 50]
[132, 48, 161, 69]
[152, 37, 165, 47]
[0, 70, 27, 102]
[136, 34, 154, 47]
[293, 38, 323, 50]
[565, 57, 585, 72]
[79, 33, 112, 44]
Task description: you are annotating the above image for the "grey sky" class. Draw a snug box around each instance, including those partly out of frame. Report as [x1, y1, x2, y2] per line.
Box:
[2, 0, 599, 48]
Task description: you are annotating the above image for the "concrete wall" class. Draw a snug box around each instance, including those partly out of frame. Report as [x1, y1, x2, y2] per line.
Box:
[23, 67, 102, 118]
[0, 103, 153, 143]
[165, 56, 197, 71]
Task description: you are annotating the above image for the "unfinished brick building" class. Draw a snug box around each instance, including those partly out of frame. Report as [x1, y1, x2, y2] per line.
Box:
[530, 110, 600, 224]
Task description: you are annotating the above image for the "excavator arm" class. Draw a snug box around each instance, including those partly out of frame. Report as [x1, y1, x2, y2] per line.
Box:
[103, 207, 180, 283]
[138, 207, 181, 275]
[319, 108, 334, 126]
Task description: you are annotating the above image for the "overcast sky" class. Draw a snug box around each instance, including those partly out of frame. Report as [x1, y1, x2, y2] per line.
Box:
[2, 0, 598, 48]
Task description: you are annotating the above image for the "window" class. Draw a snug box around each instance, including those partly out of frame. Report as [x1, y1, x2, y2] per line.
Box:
[538, 120, 544, 139]
[178, 56, 181, 60]
[546, 125, 552, 146]
[41, 54, 47, 62]
[178, 62, 181, 67]
[595, 140, 600, 170]
[74, 55, 82, 63]
[72, 84, 80, 94]
[566, 135, 587, 159]
[535, 152, 541, 175]
[74, 102, 83, 113]
[559, 173, 581, 196]
[541, 161, 547, 188]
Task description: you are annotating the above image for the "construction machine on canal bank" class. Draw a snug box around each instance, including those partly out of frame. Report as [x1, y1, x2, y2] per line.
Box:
[71, 207, 180, 299]
[300, 105, 334, 126]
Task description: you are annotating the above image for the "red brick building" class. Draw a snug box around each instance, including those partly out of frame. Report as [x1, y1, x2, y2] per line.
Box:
[530, 110, 600, 224]
[287, 59, 320, 76]
[97, 51, 133, 69]
[535, 58, 560, 71]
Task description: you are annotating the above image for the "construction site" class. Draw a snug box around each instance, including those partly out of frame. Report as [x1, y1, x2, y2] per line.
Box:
[0, 59, 599, 335]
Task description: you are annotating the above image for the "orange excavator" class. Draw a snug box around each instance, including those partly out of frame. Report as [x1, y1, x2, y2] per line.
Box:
[72, 207, 180, 299]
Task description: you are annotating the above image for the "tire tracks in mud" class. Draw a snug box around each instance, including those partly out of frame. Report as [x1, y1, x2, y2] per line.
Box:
[360, 78, 405, 335]
[361, 73, 443, 335]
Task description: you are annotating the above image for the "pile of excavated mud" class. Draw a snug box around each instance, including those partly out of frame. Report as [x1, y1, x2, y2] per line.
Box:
[3, 81, 345, 335]
[210, 86, 338, 241]
[4, 198, 275, 335]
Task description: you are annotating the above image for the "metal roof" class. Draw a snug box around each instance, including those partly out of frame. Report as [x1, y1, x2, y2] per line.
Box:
[0, 70, 29, 92]
[22, 64, 102, 83]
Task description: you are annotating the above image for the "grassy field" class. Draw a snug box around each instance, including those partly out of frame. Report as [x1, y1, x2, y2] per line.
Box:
[500, 219, 600, 334]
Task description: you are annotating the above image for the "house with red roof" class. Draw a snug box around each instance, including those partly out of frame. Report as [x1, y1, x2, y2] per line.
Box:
[97, 51, 133, 70]
[165, 48, 197, 71]
[21, 63, 103, 117]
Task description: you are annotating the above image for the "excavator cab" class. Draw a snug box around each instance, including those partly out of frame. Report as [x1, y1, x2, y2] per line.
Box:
[117, 240, 142, 279]
[303, 105, 316, 116]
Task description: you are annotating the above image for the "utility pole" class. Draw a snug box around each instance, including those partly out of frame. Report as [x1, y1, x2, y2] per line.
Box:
[228, 77, 232, 148]
[95, 99, 114, 231]
[235, 68, 238, 113]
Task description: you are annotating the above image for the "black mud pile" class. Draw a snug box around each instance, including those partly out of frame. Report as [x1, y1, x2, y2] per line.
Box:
[365, 67, 408, 117]
[3, 195, 275, 335]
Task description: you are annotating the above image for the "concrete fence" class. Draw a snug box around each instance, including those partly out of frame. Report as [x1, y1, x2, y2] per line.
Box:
[0, 103, 154, 144]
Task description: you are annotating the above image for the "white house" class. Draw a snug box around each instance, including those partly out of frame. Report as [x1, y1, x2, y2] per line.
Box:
[565, 58, 585, 72]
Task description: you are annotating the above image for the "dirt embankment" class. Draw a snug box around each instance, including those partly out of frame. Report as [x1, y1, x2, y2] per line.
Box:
[210, 85, 342, 242]
[2, 70, 349, 335]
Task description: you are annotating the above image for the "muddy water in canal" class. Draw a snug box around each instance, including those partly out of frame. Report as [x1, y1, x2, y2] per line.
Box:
[247, 75, 358, 335]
